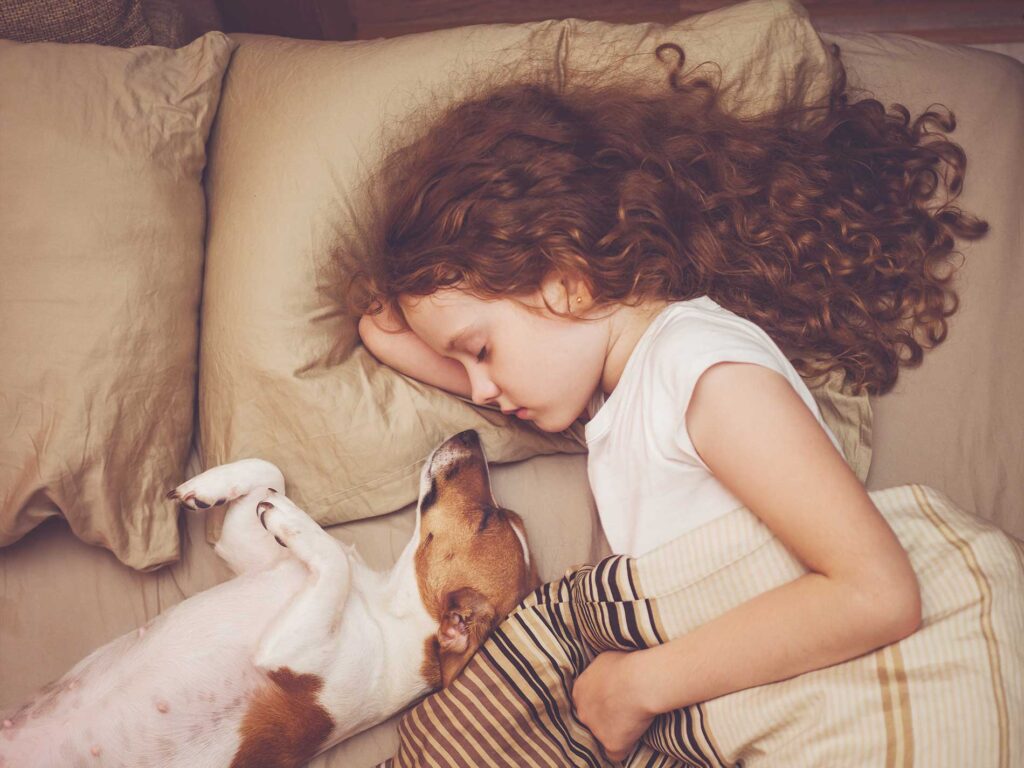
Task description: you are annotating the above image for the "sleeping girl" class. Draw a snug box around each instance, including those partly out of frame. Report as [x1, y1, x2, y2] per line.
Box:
[351, 40, 1023, 766]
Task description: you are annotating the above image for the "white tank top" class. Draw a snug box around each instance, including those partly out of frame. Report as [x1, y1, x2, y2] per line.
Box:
[584, 296, 843, 557]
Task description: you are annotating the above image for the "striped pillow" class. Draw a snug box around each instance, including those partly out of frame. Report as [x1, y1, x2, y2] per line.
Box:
[380, 484, 1024, 766]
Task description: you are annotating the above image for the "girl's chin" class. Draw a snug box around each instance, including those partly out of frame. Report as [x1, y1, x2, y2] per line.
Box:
[531, 412, 578, 434]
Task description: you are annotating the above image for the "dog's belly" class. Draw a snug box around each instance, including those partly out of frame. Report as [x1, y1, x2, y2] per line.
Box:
[0, 560, 308, 768]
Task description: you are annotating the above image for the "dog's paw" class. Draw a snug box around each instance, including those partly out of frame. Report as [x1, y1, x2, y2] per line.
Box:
[256, 496, 313, 547]
[256, 496, 339, 567]
[168, 459, 282, 511]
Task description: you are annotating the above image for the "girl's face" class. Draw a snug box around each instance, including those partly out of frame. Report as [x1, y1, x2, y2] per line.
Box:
[400, 286, 610, 433]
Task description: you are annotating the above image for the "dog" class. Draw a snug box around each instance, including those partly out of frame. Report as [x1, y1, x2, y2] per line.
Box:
[0, 429, 539, 767]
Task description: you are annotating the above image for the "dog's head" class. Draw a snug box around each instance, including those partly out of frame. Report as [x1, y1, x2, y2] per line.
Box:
[414, 429, 540, 689]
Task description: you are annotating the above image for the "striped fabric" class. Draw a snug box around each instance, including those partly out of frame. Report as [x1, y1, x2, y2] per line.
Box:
[377, 484, 1024, 767]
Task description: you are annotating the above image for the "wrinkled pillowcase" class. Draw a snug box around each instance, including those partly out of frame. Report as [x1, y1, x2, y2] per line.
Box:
[0, 32, 236, 570]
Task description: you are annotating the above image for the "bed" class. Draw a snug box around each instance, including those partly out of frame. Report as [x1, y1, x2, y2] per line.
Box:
[1, 1, 1021, 765]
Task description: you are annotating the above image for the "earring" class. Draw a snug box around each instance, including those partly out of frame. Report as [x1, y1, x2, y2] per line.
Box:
[575, 296, 582, 303]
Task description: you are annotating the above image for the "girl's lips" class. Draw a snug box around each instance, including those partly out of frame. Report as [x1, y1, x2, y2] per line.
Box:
[515, 408, 528, 418]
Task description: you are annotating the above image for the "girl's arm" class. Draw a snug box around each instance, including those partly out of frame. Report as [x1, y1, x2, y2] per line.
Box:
[573, 362, 921, 759]
[358, 310, 472, 399]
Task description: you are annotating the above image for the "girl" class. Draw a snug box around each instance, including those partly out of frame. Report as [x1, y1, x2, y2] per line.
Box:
[351, 43, 990, 762]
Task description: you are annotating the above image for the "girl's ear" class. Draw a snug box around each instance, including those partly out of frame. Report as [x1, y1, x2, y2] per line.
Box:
[539, 269, 592, 315]
[436, 586, 498, 687]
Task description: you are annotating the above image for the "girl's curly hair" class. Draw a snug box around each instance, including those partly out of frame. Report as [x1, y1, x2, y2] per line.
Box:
[342, 42, 988, 396]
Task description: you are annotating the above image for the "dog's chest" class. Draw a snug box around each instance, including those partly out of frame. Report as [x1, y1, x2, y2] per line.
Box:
[313, 568, 438, 742]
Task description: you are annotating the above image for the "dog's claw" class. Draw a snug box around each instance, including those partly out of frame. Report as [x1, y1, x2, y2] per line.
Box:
[257, 501, 287, 547]
[166, 489, 177, 499]
[257, 500, 273, 530]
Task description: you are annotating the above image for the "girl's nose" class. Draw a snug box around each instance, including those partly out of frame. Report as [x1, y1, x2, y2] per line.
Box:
[467, 368, 500, 406]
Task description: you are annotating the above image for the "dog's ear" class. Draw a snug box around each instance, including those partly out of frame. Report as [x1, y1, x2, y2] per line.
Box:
[436, 586, 497, 687]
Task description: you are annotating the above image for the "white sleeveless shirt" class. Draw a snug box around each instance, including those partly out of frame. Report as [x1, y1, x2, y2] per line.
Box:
[584, 296, 843, 557]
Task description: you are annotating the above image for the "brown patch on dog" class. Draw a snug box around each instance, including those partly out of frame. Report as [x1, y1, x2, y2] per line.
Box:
[229, 668, 333, 768]
[414, 431, 539, 688]
[420, 635, 442, 690]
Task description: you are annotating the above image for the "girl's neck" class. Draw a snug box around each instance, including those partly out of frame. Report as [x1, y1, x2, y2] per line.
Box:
[599, 299, 672, 397]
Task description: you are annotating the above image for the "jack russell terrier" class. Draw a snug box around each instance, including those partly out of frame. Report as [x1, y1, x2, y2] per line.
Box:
[0, 429, 538, 767]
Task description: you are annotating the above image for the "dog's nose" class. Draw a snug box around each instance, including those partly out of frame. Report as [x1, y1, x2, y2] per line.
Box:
[453, 429, 480, 447]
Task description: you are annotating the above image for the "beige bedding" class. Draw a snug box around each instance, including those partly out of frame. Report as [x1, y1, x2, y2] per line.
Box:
[1, 24, 1022, 768]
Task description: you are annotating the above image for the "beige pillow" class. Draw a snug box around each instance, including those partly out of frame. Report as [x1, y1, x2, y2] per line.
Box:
[199, 0, 862, 541]
[0, 32, 236, 570]
[806, 370, 873, 484]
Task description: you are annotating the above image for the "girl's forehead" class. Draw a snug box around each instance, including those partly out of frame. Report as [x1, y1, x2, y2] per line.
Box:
[403, 289, 496, 318]
[401, 289, 544, 330]
[400, 292, 486, 336]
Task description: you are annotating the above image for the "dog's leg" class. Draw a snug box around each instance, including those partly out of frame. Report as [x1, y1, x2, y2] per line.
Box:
[251, 493, 351, 675]
[168, 459, 288, 575]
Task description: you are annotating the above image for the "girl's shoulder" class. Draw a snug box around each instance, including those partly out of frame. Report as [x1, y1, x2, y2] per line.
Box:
[586, 296, 787, 432]
[647, 296, 784, 376]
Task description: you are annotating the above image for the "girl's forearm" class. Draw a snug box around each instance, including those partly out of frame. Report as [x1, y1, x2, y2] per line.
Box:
[630, 571, 920, 716]
[359, 314, 472, 398]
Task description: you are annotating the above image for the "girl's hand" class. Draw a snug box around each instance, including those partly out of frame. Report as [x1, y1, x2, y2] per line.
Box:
[571, 649, 655, 763]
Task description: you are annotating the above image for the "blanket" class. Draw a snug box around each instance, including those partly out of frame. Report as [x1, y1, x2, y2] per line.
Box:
[377, 484, 1024, 767]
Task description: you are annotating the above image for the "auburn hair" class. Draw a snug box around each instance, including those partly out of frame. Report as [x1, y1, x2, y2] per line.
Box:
[341, 42, 988, 396]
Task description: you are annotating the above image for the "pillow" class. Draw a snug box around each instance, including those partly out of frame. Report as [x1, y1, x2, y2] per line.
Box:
[822, 32, 1024, 540]
[806, 369, 873, 484]
[199, 0, 859, 542]
[0, 32, 236, 570]
[0, 0, 153, 46]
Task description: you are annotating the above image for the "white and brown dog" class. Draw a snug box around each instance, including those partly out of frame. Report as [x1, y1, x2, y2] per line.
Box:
[0, 429, 538, 767]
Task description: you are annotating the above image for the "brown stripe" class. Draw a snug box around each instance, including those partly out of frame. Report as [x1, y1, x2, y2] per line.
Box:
[394, 707, 424, 767]
[425, 683, 492, 767]
[457, 664, 552, 767]
[490, 627, 600, 766]
[912, 484, 1009, 768]
[889, 643, 913, 766]
[425, 696, 481, 767]
[471, 653, 567, 766]
[402, 697, 466, 767]
[875, 646, 898, 768]
[397, 700, 439, 766]
[875, 642, 914, 767]
[449, 670, 522, 762]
